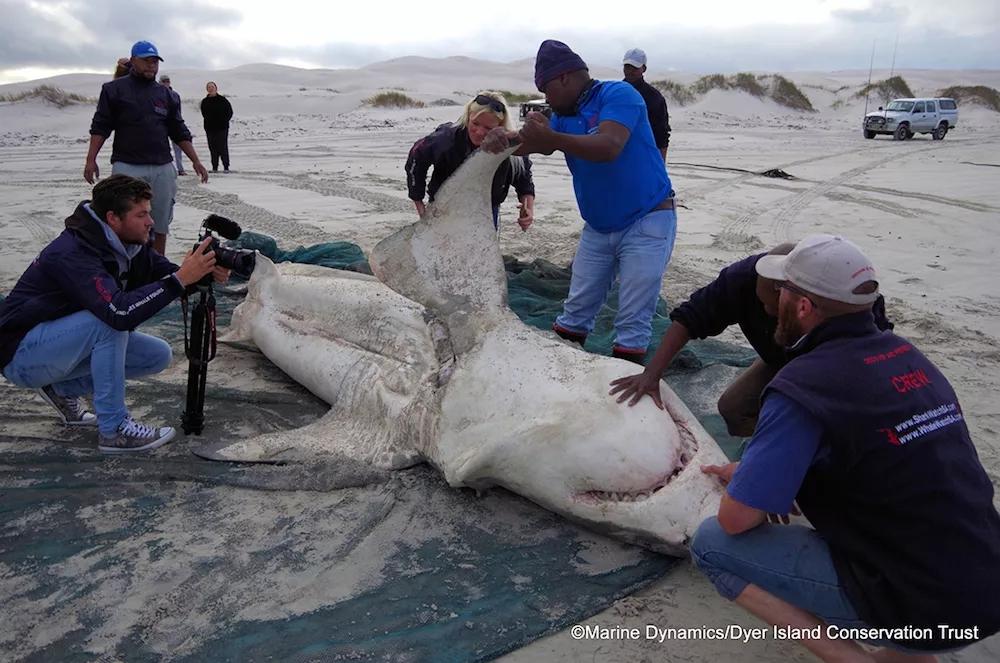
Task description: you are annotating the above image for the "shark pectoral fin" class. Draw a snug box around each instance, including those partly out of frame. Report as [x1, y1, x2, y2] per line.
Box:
[190, 408, 425, 471]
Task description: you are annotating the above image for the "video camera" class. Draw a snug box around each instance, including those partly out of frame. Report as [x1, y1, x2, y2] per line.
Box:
[181, 214, 257, 435]
[195, 214, 256, 280]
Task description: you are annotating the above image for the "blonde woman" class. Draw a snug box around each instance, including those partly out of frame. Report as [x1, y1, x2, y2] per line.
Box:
[405, 91, 535, 231]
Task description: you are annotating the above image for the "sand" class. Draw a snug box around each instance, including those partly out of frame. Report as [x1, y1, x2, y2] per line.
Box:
[1, 58, 998, 661]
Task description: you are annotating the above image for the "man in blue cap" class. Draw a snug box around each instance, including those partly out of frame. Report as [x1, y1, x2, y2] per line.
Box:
[483, 40, 676, 364]
[84, 40, 209, 256]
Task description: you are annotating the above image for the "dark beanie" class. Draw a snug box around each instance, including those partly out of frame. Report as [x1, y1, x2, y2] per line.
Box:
[534, 40, 588, 92]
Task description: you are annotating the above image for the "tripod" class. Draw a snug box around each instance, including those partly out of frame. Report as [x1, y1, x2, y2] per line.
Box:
[181, 280, 217, 435]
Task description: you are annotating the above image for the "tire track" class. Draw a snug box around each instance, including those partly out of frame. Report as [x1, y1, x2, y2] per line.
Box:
[234, 170, 413, 214]
[719, 137, 999, 241]
[175, 182, 338, 246]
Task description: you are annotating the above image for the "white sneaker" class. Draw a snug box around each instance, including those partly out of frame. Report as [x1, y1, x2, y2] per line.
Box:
[98, 416, 176, 453]
[36, 385, 97, 426]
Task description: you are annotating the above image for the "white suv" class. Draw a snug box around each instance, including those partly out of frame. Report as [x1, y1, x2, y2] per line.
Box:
[864, 98, 958, 141]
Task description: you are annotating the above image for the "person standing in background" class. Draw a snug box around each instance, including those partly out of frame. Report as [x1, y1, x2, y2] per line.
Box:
[622, 48, 671, 161]
[85, 40, 208, 256]
[159, 74, 188, 175]
[200, 81, 234, 173]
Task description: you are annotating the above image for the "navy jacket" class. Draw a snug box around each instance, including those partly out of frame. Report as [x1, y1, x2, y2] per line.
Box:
[670, 252, 892, 367]
[626, 78, 671, 149]
[405, 123, 535, 208]
[90, 71, 193, 166]
[0, 203, 184, 370]
[767, 312, 1000, 650]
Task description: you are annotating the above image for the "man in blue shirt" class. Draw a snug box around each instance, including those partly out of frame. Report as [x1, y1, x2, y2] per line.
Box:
[85, 41, 209, 256]
[690, 235, 1000, 660]
[483, 40, 676, 364]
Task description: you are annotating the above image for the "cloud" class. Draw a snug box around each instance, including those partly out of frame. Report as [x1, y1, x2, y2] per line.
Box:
[0, 0, 240, 70]
[1, 0, 998, 80]
[832, 1, 902, 24]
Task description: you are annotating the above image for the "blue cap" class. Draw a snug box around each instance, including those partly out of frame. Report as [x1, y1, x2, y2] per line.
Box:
[131, 40, 163, 61]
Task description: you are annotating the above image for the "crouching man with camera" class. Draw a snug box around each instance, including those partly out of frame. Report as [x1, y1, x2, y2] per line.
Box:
[0, 174, 228, 452]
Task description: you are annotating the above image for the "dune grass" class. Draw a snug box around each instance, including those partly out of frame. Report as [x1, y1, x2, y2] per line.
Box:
[663, 73, 814, 111]
[768, 75, 815, 111]
[692, 74, 728, 95]
[364, 91, 425, 108]
[732, 72, 767, 97]
[0, 85, 94, 107]
[650, 79, 696, 105]
[494, 90, 536, 104]
[857, 76, 914, 103]
[937, 85, 1000, 112]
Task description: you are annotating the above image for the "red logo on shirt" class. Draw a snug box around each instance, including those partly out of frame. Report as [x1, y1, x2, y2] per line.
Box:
[878, 427, 901, 446]
[93, 276, 113, 303]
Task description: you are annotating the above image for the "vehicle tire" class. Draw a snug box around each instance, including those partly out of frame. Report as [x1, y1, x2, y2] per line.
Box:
[864, 130, 875, 139]
[894, 124, 910, 141]
[932, 123, 948, 140]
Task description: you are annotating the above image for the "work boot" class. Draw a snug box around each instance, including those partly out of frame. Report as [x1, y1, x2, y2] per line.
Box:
[36, 385, 97, 426]
[553, 323, 587, 348]
[612, 346, 646, 366]
[98, 416, 176, 454]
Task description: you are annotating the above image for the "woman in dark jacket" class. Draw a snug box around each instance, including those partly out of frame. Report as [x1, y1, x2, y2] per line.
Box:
[200, 81, 234, 172]
[405, 91, 535, 232]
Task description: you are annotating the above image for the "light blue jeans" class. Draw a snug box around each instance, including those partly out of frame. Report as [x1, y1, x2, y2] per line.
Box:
[690, 517, 960, 653]
[555, 209, 676, 351]
[3, 311, 172, 436]
[172, 142, 186, 173]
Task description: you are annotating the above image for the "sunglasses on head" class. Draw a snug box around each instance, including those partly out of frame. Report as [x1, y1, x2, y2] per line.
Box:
[475, 94, 506, 114]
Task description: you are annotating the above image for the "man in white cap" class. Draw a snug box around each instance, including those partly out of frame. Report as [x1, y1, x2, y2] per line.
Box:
[623, 48, 670, 160]
[85, 40, 209, 255]
[688, 234, 1000, 660]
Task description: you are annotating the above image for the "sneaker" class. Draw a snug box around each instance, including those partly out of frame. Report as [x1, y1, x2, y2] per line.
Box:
[178, 170, 188, 176]
[36, 385, 97, 426]
[98, 416, 176, 453]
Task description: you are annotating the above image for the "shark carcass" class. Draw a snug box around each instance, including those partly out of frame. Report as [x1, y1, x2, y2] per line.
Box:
[214, 146, 728, 555]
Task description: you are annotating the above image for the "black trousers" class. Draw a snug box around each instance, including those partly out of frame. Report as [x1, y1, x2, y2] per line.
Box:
[205, 128, 230, 170]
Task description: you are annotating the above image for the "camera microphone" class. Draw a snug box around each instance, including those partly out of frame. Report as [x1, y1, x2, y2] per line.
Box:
[202, 214, 243, 240]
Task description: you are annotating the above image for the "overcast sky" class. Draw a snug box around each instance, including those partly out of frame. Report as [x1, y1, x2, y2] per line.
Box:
[1, 0, 997, 84]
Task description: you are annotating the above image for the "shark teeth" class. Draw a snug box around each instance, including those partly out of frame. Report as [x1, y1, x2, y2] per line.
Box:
[576, 451, 692, 505]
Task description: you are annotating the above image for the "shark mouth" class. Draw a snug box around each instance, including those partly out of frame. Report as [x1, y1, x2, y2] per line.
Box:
[574, 421, 697, 505]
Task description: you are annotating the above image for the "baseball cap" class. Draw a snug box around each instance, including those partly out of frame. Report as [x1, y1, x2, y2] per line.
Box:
[623, 48, 647, 68]
[131, 40, 163, 61]
[755, 234, 879, 305]
[159, 74, 170, 83]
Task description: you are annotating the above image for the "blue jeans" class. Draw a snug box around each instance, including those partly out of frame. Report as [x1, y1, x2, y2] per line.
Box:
[555, 209, 676, 351]
[2, 311, 172, 436]
[690, 517, 954, 652]
[172, 142, 186, 172]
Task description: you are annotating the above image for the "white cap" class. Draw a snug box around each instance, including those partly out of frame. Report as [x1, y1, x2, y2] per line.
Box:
[755, 234, 879, 305]
[623, 48, 647, 68]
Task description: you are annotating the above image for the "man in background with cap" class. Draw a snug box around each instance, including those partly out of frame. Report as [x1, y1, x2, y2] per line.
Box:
[159, 74, 188, 176]
[690, 234, 1000, 659]
[84, 40, 209, 256]
[483, 39, 676, 364]
[622, 48, 671, 161]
